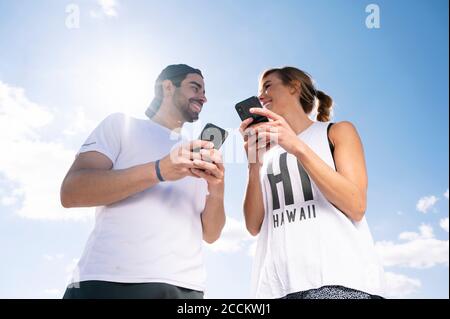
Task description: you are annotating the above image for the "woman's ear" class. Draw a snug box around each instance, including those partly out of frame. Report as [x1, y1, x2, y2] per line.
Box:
[289, 80, 301, 95]
[162, 80, 174, 97]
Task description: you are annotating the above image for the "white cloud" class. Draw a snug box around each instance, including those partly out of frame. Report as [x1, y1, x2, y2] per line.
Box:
[416, 195, 438, 213]
[397, 231, 419, 241]
[65, 258, 80, 274]
[0, 188, 24, 207]
[444, 189, 449, 200]
[43, 288, 62, 296]
[99, 0, 118, 16]
[375, 224, 449, 269]
[417, 224, 434, 239]
[63, 107, 97, 137]
[0, 80, 92, 221]
[1, 195, 18, 206]
[383, 272, 421, 298]
[398, 224, 433, 241]
[43, 254, 65, 262]
[65, 258, 80, 284]
[440, 218, 449, 233]
[0, 82, 53, 141]
[90, 0, 119, 18]
[37, 255, 80, 298]
[248, 241, 257, 257]
[205, 217, 256, 253]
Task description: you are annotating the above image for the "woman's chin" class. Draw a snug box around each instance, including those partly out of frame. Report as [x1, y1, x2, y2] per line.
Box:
[267, 105, 279, 113]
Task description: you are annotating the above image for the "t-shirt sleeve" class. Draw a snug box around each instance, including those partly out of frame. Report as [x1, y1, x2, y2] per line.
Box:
[77, 113, 126, 163]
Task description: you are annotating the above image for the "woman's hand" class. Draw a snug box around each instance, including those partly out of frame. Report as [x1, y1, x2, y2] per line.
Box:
[239, 117, 275, 167]
[247, 108, 302, 155]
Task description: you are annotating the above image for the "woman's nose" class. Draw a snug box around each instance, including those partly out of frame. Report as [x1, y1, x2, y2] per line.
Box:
[258, 93, 267, 104]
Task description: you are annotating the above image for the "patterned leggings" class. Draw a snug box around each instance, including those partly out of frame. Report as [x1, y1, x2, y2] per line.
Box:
[281, 285, 384, 299]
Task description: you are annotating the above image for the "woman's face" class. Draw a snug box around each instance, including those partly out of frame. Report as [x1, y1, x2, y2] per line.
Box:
[258, 72, 297, 114]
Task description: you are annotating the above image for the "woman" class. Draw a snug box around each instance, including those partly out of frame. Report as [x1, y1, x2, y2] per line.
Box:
[240, 67, 384, 299]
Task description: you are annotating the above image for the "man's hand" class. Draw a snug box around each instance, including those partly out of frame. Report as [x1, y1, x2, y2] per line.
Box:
[190, 148, 225, 196]
[159, 140, 215, 182]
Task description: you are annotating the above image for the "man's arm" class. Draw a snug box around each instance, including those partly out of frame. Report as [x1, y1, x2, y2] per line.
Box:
[190, 149, 226, 243]
[60, 151, 159, 208]
[60, 140, 215, 208]
[201, 191, 226, 244]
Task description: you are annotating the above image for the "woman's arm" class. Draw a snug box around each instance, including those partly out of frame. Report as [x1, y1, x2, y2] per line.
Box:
[240, 117, 267, 236]
[248, 108, 368, 222]
[293, 121, 368, 221]
[243, 164, 265, 236]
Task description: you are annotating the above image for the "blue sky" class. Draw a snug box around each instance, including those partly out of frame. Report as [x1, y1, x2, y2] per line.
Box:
[0, 0, 448, 299]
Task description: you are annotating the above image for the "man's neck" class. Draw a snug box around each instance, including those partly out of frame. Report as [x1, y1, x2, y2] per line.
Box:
[151, 102, 185, 132]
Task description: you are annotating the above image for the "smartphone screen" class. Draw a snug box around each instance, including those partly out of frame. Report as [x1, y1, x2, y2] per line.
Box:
[194, 123, 228, 152]
[235, 96, 269, 126]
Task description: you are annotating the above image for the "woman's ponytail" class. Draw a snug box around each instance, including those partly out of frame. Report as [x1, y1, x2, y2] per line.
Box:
[316, 90, 333, 122]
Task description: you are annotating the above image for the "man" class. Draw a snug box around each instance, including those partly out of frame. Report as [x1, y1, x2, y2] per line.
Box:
[61, 64, 226, 299]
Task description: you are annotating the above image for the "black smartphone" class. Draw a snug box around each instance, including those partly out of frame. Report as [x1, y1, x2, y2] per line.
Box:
[194, 123, 228, 152]
[235, 96, 269, 126]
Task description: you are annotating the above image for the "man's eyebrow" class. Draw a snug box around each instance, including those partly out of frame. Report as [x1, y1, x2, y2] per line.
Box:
[189, 81, 206, 94]
[189, 81, 203, 89]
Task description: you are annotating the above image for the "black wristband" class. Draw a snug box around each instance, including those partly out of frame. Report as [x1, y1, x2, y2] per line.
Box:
[155, 159, 165, 182]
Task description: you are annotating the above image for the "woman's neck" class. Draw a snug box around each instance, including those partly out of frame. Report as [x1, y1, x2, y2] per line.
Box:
[279, 104, 314, 135]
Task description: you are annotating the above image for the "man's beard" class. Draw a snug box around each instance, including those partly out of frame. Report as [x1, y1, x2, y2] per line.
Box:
[173, 91, 201, 123]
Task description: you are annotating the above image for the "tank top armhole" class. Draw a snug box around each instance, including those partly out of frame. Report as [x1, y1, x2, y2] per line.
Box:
[327, 123, 336, 168]
[326, 122, 348, 218]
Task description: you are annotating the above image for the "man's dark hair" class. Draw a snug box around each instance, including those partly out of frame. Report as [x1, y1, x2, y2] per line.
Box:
[146, 64, 203, 118]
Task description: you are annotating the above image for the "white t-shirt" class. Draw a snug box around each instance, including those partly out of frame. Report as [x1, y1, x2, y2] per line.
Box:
[70, 113, 208, 292]
[251, 121, 385, 298]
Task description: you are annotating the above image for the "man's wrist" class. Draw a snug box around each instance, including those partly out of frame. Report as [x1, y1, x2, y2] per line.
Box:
[155, 159, 165, 182]
[208, 184, 224, 199]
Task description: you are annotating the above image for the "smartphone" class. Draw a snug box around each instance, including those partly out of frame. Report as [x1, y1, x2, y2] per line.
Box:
[194, 123, 228, 152]
[235, 96, 269, 126]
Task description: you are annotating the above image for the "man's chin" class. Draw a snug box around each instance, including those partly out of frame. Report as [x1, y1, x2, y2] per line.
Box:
[184, 112, 199, 123]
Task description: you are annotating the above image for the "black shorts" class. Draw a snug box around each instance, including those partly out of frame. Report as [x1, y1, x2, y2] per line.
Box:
[63, 281, 204, 299]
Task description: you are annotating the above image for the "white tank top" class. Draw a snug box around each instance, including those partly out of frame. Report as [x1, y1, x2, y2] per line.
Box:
[251, 121, 385, 298]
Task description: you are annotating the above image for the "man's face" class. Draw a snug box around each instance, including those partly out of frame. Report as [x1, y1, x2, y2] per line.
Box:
[172, 73, 207, 122]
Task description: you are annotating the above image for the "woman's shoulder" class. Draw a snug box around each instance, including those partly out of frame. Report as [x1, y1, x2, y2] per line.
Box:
[328, 121, 361, 145]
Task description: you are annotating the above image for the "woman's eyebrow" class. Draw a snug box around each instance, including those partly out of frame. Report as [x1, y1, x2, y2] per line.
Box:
[259, 80, 271, 92]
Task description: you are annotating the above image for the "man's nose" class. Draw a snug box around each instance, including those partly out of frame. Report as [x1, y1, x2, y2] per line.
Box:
[198, 94, 207, 104]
